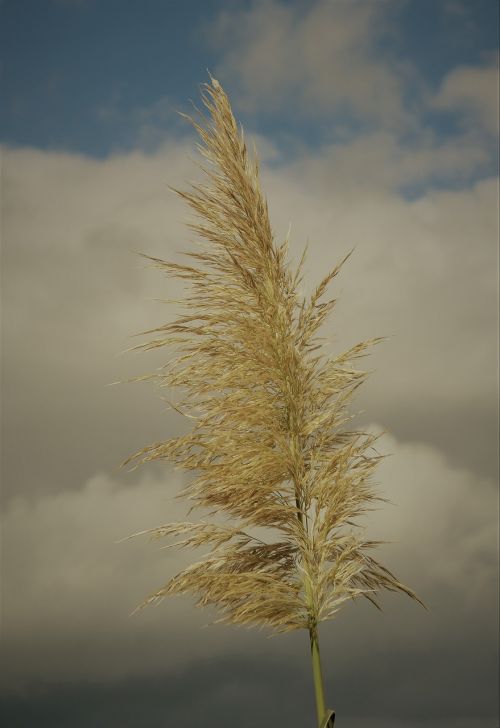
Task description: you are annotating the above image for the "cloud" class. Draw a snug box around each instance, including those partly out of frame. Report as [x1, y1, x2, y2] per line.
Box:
[443, 0, 468, 15]
[0, 468, 296, 687]
[1, 658, 496, 727]
[278, 129, 491, 193]
[95, 93, 185, 153]
[1, 122, 497, 516]
[1, 122, 497, 723]
[366, 430, 498, 600]
[1, 142, 197, 501]
[1, 2, 498, 724]
[1, 431, 497, 725]
[258, 160, 498, 476]
[433, 58, 500, 135]
[201, 0, 499, 175]
[203, 0, 410, 127]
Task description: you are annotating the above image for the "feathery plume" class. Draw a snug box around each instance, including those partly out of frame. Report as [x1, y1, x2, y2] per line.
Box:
[122, 75, 423, 727]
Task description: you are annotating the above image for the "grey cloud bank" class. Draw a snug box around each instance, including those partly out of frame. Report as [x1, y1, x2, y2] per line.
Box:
[1, 432, 497, 724]
[2, 103, 498, 725]
[1, 138, 497, 509]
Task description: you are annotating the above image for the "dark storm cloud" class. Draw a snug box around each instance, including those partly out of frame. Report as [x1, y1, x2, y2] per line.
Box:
[1, 644, 497, 727]
[0, 658, 312, 728]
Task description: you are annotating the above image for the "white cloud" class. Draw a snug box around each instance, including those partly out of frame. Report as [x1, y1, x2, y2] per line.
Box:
[366, 430, 498, 600]
[277, 129, 491, 194]
[433, 59, 499, 135]
[1, 431, 496, 686]
[202, 0, 499, 169]
[1, 137, 496, 701]
[1, 142, 199, 499]
[259, 156, 498, 425]
[1, 121, 497, 515]
[96, 93, 183, 152]
[204, 0, 410, 127]
[1, 470, 231, 687]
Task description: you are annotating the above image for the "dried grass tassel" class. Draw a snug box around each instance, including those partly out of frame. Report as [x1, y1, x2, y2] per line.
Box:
[121, 73, 424, 725]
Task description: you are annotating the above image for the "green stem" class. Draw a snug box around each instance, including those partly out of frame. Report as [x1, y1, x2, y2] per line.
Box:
[287, 409, 328, 725]
[309, 622, 327, 727]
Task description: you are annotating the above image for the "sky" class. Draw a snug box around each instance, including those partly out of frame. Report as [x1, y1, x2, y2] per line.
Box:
[0, 0, 499, 726]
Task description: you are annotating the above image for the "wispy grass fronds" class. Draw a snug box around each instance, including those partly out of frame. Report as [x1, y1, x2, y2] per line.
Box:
[123, 74, 422, 725]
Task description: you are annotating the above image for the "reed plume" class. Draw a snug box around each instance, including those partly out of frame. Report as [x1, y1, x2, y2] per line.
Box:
[122, 75, 422, 727]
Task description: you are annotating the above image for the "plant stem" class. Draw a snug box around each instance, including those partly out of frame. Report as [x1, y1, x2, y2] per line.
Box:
[309, 622, 327, 727]
[288, 405, 328, 725]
